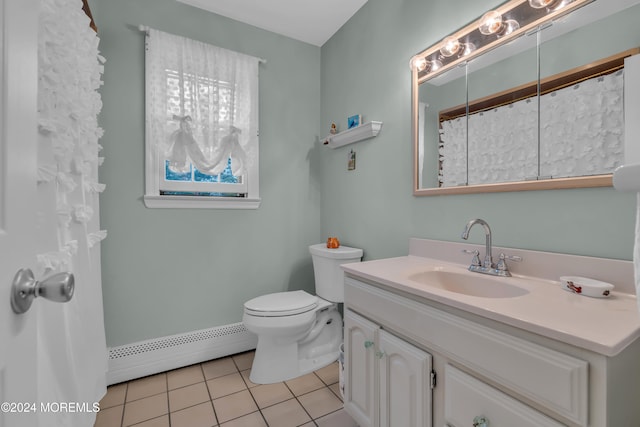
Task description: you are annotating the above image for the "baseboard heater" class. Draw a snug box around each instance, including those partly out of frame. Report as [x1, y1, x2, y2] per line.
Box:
[106, 322, 257, 385]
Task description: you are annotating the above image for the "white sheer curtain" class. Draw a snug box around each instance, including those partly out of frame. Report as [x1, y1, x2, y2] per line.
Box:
[145, 29, 259, 181]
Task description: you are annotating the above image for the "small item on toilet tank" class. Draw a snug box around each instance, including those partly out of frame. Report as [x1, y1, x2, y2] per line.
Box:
[559, 276, 614, 298]
[327, 237, 340, 249]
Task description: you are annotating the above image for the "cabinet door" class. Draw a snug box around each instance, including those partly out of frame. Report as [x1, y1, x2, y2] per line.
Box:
[344, 310, 378, 427]
[378, 330, 432, 427]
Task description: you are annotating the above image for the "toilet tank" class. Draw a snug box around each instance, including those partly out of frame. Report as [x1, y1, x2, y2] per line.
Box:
[309, 243, 363, 303]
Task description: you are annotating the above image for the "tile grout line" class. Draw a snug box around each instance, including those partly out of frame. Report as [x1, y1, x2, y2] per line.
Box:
[282, 374, 319, 427]
[199, 362, 220, 426]
[232, 354, 271, 427]
[120, 383, 129, 427]
[165, 372, 171, 427]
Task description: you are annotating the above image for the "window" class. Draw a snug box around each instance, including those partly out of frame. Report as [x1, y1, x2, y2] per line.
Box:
[143, 29, 260, 209]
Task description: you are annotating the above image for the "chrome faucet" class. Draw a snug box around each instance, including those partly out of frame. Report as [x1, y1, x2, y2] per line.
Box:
[461, 218, 493, 269]
[461, 218, 520, 277]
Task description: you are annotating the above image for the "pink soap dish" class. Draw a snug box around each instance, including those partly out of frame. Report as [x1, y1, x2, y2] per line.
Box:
[559, 276, 614, 298]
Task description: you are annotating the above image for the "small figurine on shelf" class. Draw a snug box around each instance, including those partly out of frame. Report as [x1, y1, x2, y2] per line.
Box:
[330, 123, 338, 135]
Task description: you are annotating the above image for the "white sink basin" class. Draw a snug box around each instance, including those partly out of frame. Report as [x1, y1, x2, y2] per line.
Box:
[408, 268, 529, 298]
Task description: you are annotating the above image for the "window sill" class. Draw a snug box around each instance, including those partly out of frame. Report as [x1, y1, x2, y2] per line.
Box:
[143, 195, 261, 209]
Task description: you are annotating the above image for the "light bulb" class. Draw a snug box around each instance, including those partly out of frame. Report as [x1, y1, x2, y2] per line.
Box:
[528, 0, 561, 8]
[479, 10, 504, 35]
[440, 36, 461, 57]
[412, 57, 428, 72]
[460, 43, 476, 57]
[429, 59, 443, 72]
[498, 19, 520, 37]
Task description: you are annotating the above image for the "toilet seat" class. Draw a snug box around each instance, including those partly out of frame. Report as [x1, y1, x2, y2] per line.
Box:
[244, 290, 318, 317]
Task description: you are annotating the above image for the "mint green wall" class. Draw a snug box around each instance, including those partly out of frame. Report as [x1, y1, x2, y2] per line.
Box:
[94, 0, 636, 348]
[90, 0, 321, 347]
[320, 0, 636, 262]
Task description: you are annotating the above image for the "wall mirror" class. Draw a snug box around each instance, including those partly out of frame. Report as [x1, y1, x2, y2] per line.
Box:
[412, 0, 640, 195]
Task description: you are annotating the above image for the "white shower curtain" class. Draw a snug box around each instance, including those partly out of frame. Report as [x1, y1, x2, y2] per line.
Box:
[36, 0, 107, 425]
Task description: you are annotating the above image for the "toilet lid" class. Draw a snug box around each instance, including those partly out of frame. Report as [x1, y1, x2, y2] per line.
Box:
[244, 290, 318, 317]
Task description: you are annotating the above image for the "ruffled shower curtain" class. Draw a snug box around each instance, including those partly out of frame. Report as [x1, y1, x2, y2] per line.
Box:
[145, 29, 258, 180]
[37, 0, 107, 425]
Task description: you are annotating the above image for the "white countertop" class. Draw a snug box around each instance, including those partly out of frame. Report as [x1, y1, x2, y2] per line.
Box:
[342, 241, 640, 357]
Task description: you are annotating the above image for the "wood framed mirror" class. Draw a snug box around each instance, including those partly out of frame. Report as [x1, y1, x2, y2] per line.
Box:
[412, 0, 640, 196]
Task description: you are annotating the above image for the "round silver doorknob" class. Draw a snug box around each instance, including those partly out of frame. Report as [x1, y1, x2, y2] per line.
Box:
[10, 268, 74, 314]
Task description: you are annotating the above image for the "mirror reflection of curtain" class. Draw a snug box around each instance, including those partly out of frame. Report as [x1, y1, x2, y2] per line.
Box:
[439, 70, 624, 186]
[540, 70, 624, 178]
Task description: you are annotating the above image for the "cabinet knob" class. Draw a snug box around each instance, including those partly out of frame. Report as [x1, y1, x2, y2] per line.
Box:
[472, 415, 489, 427]
[364, 340, 374, 349]
[375, 350, 385, 359]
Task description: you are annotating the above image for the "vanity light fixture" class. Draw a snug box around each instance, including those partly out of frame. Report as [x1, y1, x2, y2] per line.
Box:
[411, 0, 592, 81]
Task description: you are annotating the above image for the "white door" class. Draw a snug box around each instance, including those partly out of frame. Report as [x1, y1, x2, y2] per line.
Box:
[0, 0, 43, 426]
[378, 330, 432, 427]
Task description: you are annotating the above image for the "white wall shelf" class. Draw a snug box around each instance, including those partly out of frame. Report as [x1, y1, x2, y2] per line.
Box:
[324, 121, 383, 148]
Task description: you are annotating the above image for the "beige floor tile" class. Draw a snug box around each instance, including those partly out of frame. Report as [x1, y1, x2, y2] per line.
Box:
[285, 372, 325, 396]
[315, 408, 359, 427]
[94, 404, 123, 427]
[299, 423, 315, 427]
[314, 362, 339, 385]
[239, 370, 258, 388]
[99, 383, 127, 409]
[231, 351, 255, 371]
[298, 387, 343, 419]
[202, 357, 238, 380]
[213, 390, 258, 423]
[167, 364, 205, 390]
[168, 382, 210, 412]
[329, 382, 343, 401]
[170, 401, 217, 427]
[249, 382, 293, 409]
[132, 415, 170, 427]
[261, 398, 311, 427]
[206, 372, 247, 399]
[127, 373, 167, 402]
[219, 411, 267, 427]
[122, 393, 168, 426]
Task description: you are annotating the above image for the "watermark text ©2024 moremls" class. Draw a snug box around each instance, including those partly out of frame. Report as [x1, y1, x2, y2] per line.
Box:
[1, 401, 100, 413]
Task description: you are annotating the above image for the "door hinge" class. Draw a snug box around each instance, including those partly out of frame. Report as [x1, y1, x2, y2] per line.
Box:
[430, 370, 437, 389]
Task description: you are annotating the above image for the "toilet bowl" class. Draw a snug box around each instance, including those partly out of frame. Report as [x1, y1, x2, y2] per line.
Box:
[243, 244, 363, 384]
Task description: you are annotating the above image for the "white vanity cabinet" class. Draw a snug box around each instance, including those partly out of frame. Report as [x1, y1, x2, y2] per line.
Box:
[344, 309, 433, 427]
[343, 275, 640, 427]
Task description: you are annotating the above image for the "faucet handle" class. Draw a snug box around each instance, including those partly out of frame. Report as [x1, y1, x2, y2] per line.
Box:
[462, 249, 481, 266]
[500, 253, 522, 262]
[496, 253, 522, 271]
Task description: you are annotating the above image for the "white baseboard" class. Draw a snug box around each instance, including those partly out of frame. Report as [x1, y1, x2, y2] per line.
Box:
[107, 322, 257, 385]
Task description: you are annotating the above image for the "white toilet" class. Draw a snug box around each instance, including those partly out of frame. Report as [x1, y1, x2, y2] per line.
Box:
[243, 243, 363, 384]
